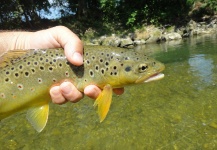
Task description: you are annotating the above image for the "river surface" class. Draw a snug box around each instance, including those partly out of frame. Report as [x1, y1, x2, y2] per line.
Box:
[1, 34, 217, 149]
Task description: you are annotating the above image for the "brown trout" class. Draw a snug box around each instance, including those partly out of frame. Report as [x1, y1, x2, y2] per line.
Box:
[0, 46, 165, 132]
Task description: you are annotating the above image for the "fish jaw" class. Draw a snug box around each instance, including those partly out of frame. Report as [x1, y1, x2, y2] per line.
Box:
[144, 73, 165, 83]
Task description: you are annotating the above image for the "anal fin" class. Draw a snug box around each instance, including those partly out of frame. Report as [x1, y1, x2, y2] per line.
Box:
[93, 84, 113, 122]
[26, 104, 49, 132]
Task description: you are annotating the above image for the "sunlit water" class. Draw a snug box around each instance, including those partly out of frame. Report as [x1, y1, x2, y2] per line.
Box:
[1, 34, 217, 149]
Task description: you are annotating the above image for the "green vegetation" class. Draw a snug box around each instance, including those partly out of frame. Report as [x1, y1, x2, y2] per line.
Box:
[0, 0, 216, 37]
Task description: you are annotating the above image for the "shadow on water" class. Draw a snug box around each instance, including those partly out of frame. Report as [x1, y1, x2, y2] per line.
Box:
[1, 34, 217, 149]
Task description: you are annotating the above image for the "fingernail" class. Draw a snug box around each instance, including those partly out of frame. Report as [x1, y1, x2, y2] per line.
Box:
[72, 52, 83, 65]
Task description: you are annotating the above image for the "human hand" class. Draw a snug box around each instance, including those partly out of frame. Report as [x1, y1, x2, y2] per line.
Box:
[27, 26, 124, 104]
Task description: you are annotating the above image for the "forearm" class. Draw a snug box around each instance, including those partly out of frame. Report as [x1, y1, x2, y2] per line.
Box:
[0, 31, 32, 55]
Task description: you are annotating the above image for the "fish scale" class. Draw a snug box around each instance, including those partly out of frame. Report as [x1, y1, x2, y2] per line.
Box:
[0, 45, 165, 132]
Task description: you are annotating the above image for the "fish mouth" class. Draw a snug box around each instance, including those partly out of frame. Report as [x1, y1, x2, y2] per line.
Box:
[135, 73, 165, 83]
[144, 73, 165, 83]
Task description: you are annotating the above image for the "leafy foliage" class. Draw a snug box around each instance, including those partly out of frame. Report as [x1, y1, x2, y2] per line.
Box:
[0, 0, 216, 34]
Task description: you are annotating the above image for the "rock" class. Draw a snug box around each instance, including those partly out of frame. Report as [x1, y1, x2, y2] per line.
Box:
[99, 35, 121, 47]
[163, 32, 182, 40]
[187, 20, 197, 31]
[133, 39, 146, 45]
[144, 28, 162, 44]
[119, 37, 134, 47]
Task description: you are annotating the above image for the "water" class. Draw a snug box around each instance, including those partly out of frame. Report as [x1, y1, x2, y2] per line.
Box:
[1, 34, 217, 149]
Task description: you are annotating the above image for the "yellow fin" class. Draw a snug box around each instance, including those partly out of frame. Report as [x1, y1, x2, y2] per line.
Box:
[93, 84, 113, 122]
[26, 104, 49, 132]
[0, 49, 33, 68]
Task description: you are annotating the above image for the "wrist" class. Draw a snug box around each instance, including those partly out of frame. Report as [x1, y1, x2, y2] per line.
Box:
[0, 31, 32, 53]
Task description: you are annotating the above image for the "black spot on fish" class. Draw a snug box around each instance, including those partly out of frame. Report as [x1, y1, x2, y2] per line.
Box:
[38, 78, 42, 84]
[85, 52, 89, 56]
[27, 62, 31, 65]
[113, 66, 117, 70]
[34, 62, 38, 66]
[39, 66, 44, 70]
[17, 84, 24, 90]
[100, 59, 103, 63]
[110, 72, 113, 75]
[48, 67, 53, 71]
[125, 66, 131, 72]
[53, 59, 57, 63]
[101, 69, 105, 74]
[105, 62, 109, 66]
[5, 78, 9, 82]
[86, 60, 90, 64]
[45, 59, 49, 63]
[19, 65, 23, 69]
[114, 72, 117, 75]
[65, 71, 69, 77]
[15, 73, 19, 77]
[89, 70, 94, 77]
[95, 65, 99, 71]
[31, 69, 35, 73]
[59, 63, 63, 67]
[5, 71, 9, 75]
[1, 93, 5, 98]
[92, 56, 95, 60]
[11, 67, 14, 70]
[39, 57, 43, 61]
[25, 72, 29, 77]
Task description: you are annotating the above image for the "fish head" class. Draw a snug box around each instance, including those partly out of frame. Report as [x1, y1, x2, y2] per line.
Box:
[105, 51, 165, 87]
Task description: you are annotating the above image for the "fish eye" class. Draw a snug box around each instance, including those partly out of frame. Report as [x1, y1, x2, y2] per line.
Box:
[139, 64, 148, 72]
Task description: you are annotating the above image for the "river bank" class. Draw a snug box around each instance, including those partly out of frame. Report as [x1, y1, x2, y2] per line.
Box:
[83, 15, 217, 48]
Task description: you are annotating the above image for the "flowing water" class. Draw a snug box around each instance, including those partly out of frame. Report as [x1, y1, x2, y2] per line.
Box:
[1, 34, 217, 149]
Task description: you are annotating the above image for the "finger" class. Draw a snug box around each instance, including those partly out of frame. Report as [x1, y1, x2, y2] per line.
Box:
[50, 86, 67, 104]
[84, 85, 101, 99]
[60, 82, 83, 103]
[51, 26, 83, 66]
[113, 88, 124, 95]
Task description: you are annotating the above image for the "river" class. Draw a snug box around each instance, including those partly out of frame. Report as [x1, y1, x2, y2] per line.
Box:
[1, 34, 217, 149]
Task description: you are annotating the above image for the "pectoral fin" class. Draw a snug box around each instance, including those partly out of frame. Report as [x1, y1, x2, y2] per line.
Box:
[93, 84, 112, 122]
[26, 104, 49, 132]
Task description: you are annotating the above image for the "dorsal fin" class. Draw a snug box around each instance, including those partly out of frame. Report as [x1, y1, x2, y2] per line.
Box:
[0, 49, 33, 68]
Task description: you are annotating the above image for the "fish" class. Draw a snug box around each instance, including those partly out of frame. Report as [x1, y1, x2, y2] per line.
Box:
[0, 45, 165, 132]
